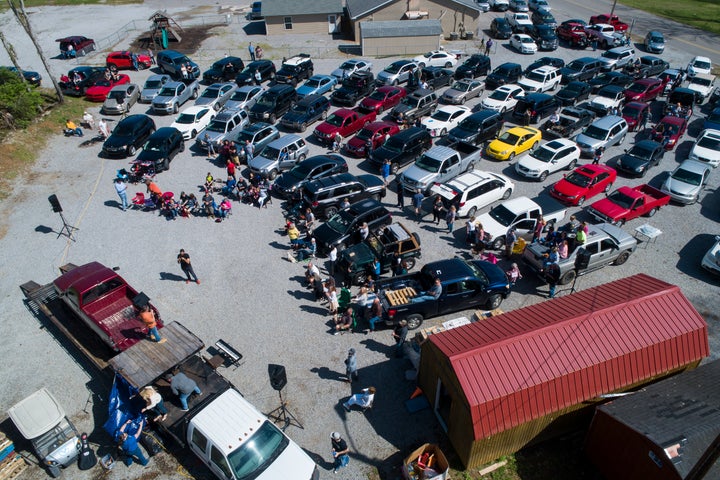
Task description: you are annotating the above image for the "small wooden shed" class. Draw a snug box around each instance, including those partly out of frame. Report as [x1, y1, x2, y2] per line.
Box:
[417, 274, 709, 468]
[585, 359, 720, 480]
[360, 20, 441, 56]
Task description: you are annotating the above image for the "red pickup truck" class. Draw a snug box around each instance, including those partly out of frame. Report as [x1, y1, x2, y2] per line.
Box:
[586, 184, 670, 226]
[52, 262, 162, 352]
[589, 13, 629, 32]
[313, 107, 376, 145]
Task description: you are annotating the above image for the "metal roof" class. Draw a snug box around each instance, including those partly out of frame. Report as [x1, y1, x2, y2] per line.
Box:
[262, 0, 342, 16]
[428, 274, 709, 439]
[596, 360, 720, 479]
[347, 0, 481, 20]
[361, 20, 443, 39]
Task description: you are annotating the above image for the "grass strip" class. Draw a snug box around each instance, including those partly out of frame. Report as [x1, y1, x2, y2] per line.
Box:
[620, 0, 720, 36]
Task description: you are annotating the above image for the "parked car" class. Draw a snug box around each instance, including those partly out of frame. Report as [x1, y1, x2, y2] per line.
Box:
[587, 184, 670, 225]
[527, 24, 559, 50]
[598, 46, 636, 71]
[588, 71, 634, 94]
[195, 82, 236, 111]
[275, 54, 314, 86]
[58, 66, 105, 96]
[511, 93, 558, 123]
[574, 115, 628, 156]
[421, 105, 472, 137]
[390, 89, 438, 123]
[376, 60, 418, 86]
[644, 31, 665, 54]
[559, 57, 603, 83]
[331, 71, 375, 106]
[101, 114, 156, 158]
[248, 134, 309, 179]
[249, 1, 263, 19]
[330, 59, 373, 82]
[651, 115, 688, 151]
[156, 50, 200, 79]
[234, 122, 280, 163]
[490, 17, 514, 39]
[135, 127, 185, 172]
[101, 83, 140, 115]
[203, 56, 244, 83]
[687, 56, 712, 78]
[195, 109, 249, 151]
[454, 54, 492, 80]
[485, 126, 542, 161]
[555, 81, 592, 105]
[489, 0, 510, 11]
[541, 106, 596, 139]
[550, 164, 617, 206]
[150, 79, 200, 114]
[556, 22, 589, 48]
[302, 173, 386, 218]
[701, 236, 720, 276]
[705, 108, 720, 131]
[359, 86, 407, 114]
[510, 0, 529, 12]
[480, 84, 525, 113]
[621, 101, 650, 132]
[313, 199, 392, 254]
[224, 85, 264, 111]
[616, 139, 665, 177]
[660, 159, 711, 204]
[689, 129, 720, 168]
[106, 51, 152, 70]
[0, 66, 41, 86]
[447, 110, 505, 145]
[413, 50, 457, 68]
[235, 60, 276, 86]
[586, 85, 626, 117]
[485, 63, 523, 90]
[247, 84, 297, 124]
[531, 10, 557, 28]
[431, 170, 514, 217]
[273, 155, 348, 198]
[518, 66, 561, 93]
[400, 142, 482, 193]
[84, 74, 130, 102]
[419, 67, 454, 90]
[524, 56, 564, 75]
[442, 79, 484, 104]
[528, 0, 550, 10]
[55, 36, 95, 58]
[170, 105, 215, 140]
[368, 127, 433, 174]
[140, 74, 171, 103]
[510, 34, 538, 54]
[345, 122, 400, 158]
[280, 94, 331, 132]
[296, 74, 337, 99]
[686, 73, 716, 104]
[623, 78, 663, 103]
[515, 138, 580, 181]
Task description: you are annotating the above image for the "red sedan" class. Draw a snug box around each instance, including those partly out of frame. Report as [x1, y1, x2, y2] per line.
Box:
[623, 78, 663, 103]
[359, 86, 406, 114]
[106, 51, 152, 70]
[84, 74, 130, 101]
[345, 122, 400, 157]
[651, 115, 688, 151]
[621, 101, 650, 132]
[550, 164, 617, 206]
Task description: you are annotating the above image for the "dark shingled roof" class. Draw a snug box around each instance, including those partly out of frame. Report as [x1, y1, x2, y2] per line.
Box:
[262, 0, 342, 17]
[347, 0, 481, 20]
[597, 360, 720, 479]
[361, 20, 443, 38]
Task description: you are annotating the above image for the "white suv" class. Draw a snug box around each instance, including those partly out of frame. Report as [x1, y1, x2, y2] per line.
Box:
[689, 129, 720, 168]
[687, 74, 716, 104]
[518, 66, 561, 93]
[515, 138, 580, 181]
[430, 170, 514, 218]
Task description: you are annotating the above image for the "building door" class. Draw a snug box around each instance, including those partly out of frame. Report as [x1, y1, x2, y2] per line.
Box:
[328, 15, 338, 34]
[434, 378, 452, 432]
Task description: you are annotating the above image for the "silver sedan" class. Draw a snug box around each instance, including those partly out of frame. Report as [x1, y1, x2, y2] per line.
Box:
[101, 83, 139, 115]
[195, 82, 237, 111]
[441, 79, 485, 104]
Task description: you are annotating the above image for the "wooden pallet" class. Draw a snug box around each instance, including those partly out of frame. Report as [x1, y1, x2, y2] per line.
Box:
[386, 287, 416, 306]
[0, 455, 26, 480]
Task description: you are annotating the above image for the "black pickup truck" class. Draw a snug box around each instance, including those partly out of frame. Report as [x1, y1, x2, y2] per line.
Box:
[623, 55, 669, 79]
[338, 222, 422, 285]
[331, 71, 375, 106]
[375, 258, 511, 329]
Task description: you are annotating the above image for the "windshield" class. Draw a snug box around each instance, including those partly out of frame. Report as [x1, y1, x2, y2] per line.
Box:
[383, 137, 404, 152]
[339, 61, 354, 70]
[384, 62, 403, 74]
[598, 88, 619, 99]
[672, 167, 703, 185]
[497, 131, 520, 145]
[261, 146, 281, 160]
[431, 110, 453, 121]
[108, 90, 126, 101]
[230, 90, 250, 101]
[326, 209, 354, 233]
[415, 154, 442, 173]
[464, 57, 481, 67]
[356, 128, 373, 140]
[143, 139, 162, 152]
[325, 114, 344, 127]
[627, 83, 647, 93]
[692, 60, 711, 70]
[113, 123, 134, 137]
[200, 88, 219, 99]
[566, 60, 584, 71]
[582, 125, 607, 141]
[530, 146, 555, 162]
[175, 113, 197, 124]
[488, 204, 515, 226]
[458, 118, 481, 131]
[401, 97, 420, 108]
[305, 78, 321, 88]
[607, 190, 634, 208]
[603, 51, 622, 59]
[450, 82, 470, 92]
[698, 136, 720, 149]
[144, 80, 162, 89]
[564, 83, 585, 93]
[290, 104, 309, 114]
[526, 71, 545, 82]
[206, 120, 228, 133]
[368, 90, 387, 101]
[94, 80, 111, 87]
[466, 262, 489, 285]
[650, 35, 663, 43]
[227, 421, 289, 480]
[626, 146, 651, 160]
[565, 171, 592, 187]
[256, 95, 277, 107]
[157, 87, 176, 97]
[241, 66, 257, 74]
[521, 37, 534, 44]
[489, 89, 510, 101]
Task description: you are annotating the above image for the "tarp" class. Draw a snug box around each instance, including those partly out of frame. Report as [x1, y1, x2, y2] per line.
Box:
[103, 374, 144, 441]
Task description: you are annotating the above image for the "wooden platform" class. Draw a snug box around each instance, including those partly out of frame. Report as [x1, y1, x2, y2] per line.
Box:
[386, 287, 416, 306]
[109, 322, 204, 388]
[0, 455, 26, 480]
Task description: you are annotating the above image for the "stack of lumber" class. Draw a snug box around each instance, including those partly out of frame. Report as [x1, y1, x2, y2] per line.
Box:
[0, 433, 27, 480]
[385, 287, 416, 306]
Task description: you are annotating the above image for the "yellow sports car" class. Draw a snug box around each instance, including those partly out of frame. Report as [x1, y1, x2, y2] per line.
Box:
[485, 126, 542, 161]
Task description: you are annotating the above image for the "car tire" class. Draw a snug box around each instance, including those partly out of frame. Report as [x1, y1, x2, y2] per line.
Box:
[214, 103, 221, 111]
[300, 123, 307, 132]
[618, 134, 626, 145]
[531, 141, 539, 151]
[508, 152, 515, 160]
[325, 206, 338, 218]
[465, 162, 475, 173]
[392, 80, 398, 86]
[467, 206, 478, 218]
[269, 114, 277, 124]
[418, 63, 426, 69]
[269, 170, 278, 180]
[492, 236, 505, 250]
[614, 251, 631, 265]
[559, 270, 576, 285]
[647, 207, 657, 217]
[538, 170, 549, 182]
[440, 128, 447, 136]
[405, 258, 416, 270]
[163, 157, 170, 171]
[502, 188, 512, 200]
[127, 145, 136, 156]
[321, 111, 327, 120]
[500, 107, 506, 114]
[173, 103, 179, 114]
[486, 294, 503, 309]
[354, 271, 367, 286]
[445, 62, 453, 68]
[191, 129, 197, 139]
[576, 196, 586, 206]
[567, 159, 576, 170]
[297, 154, 306, 163]
[406, 314, 424, 330]
[390, 163, 399, 175]
[192, 89, 199, 99]
[604, 182, 613, 193]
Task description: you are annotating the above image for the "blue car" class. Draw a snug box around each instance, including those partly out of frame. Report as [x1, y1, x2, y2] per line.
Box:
[704, 108, 720, 131]
[296, 75, 337, 99]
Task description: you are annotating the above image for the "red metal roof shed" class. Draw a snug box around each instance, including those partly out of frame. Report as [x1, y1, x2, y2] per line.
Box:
[418, 273, 709, 467]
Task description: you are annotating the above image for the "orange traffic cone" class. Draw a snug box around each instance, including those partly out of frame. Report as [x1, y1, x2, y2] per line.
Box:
[410, 387, 423, 399]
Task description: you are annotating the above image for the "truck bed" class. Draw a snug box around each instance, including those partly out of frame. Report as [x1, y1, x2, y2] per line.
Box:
[636, 184, 669, 204]
[531, 195, 568, 222]
[85, 295, 143, 352]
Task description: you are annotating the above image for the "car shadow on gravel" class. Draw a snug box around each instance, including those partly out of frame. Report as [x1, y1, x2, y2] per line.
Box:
[676, 233, 718, 280]
[700, 187, 720, 221]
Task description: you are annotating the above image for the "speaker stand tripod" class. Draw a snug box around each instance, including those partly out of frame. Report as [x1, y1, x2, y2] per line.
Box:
[57, 212, 79, 241]
[569, 268, 581, 294]
[267, 389, 304, 431]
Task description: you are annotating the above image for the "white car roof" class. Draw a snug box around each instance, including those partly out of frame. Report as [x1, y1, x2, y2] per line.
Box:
[178, 105, 212, 115]
[8, 388, 66, 439]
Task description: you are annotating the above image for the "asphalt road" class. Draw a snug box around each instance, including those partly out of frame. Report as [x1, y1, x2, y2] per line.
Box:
[0, 1, 719, 479]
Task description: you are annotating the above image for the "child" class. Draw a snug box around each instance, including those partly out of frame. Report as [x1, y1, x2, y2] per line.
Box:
[506, 263, 522, 286]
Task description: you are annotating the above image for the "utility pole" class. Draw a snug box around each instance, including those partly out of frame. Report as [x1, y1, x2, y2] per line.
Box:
[6, 0, 64, 103]
[0, 32, 31, 92]
[610, 0, 618, 17]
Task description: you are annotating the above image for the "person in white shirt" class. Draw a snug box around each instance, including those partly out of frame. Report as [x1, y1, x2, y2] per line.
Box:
[343, 386, 376, 411]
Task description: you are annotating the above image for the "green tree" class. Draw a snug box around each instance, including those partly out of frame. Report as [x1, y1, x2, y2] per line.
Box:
[0, 69, 43, 129]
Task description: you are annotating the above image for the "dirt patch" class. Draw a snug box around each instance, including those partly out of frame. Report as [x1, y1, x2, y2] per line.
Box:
[129, 25, 225, 55]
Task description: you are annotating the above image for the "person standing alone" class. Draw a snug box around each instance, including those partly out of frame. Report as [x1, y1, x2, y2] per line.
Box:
[177, 249, 200, 284]
[248, 42, 256, 61]
[344, 348, 358, 383]
[330, 432, 350, 473]
[114, 177, 128, 211]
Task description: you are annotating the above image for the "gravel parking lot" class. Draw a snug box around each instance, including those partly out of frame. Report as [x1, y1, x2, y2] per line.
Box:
[1, 0, 720, 479]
